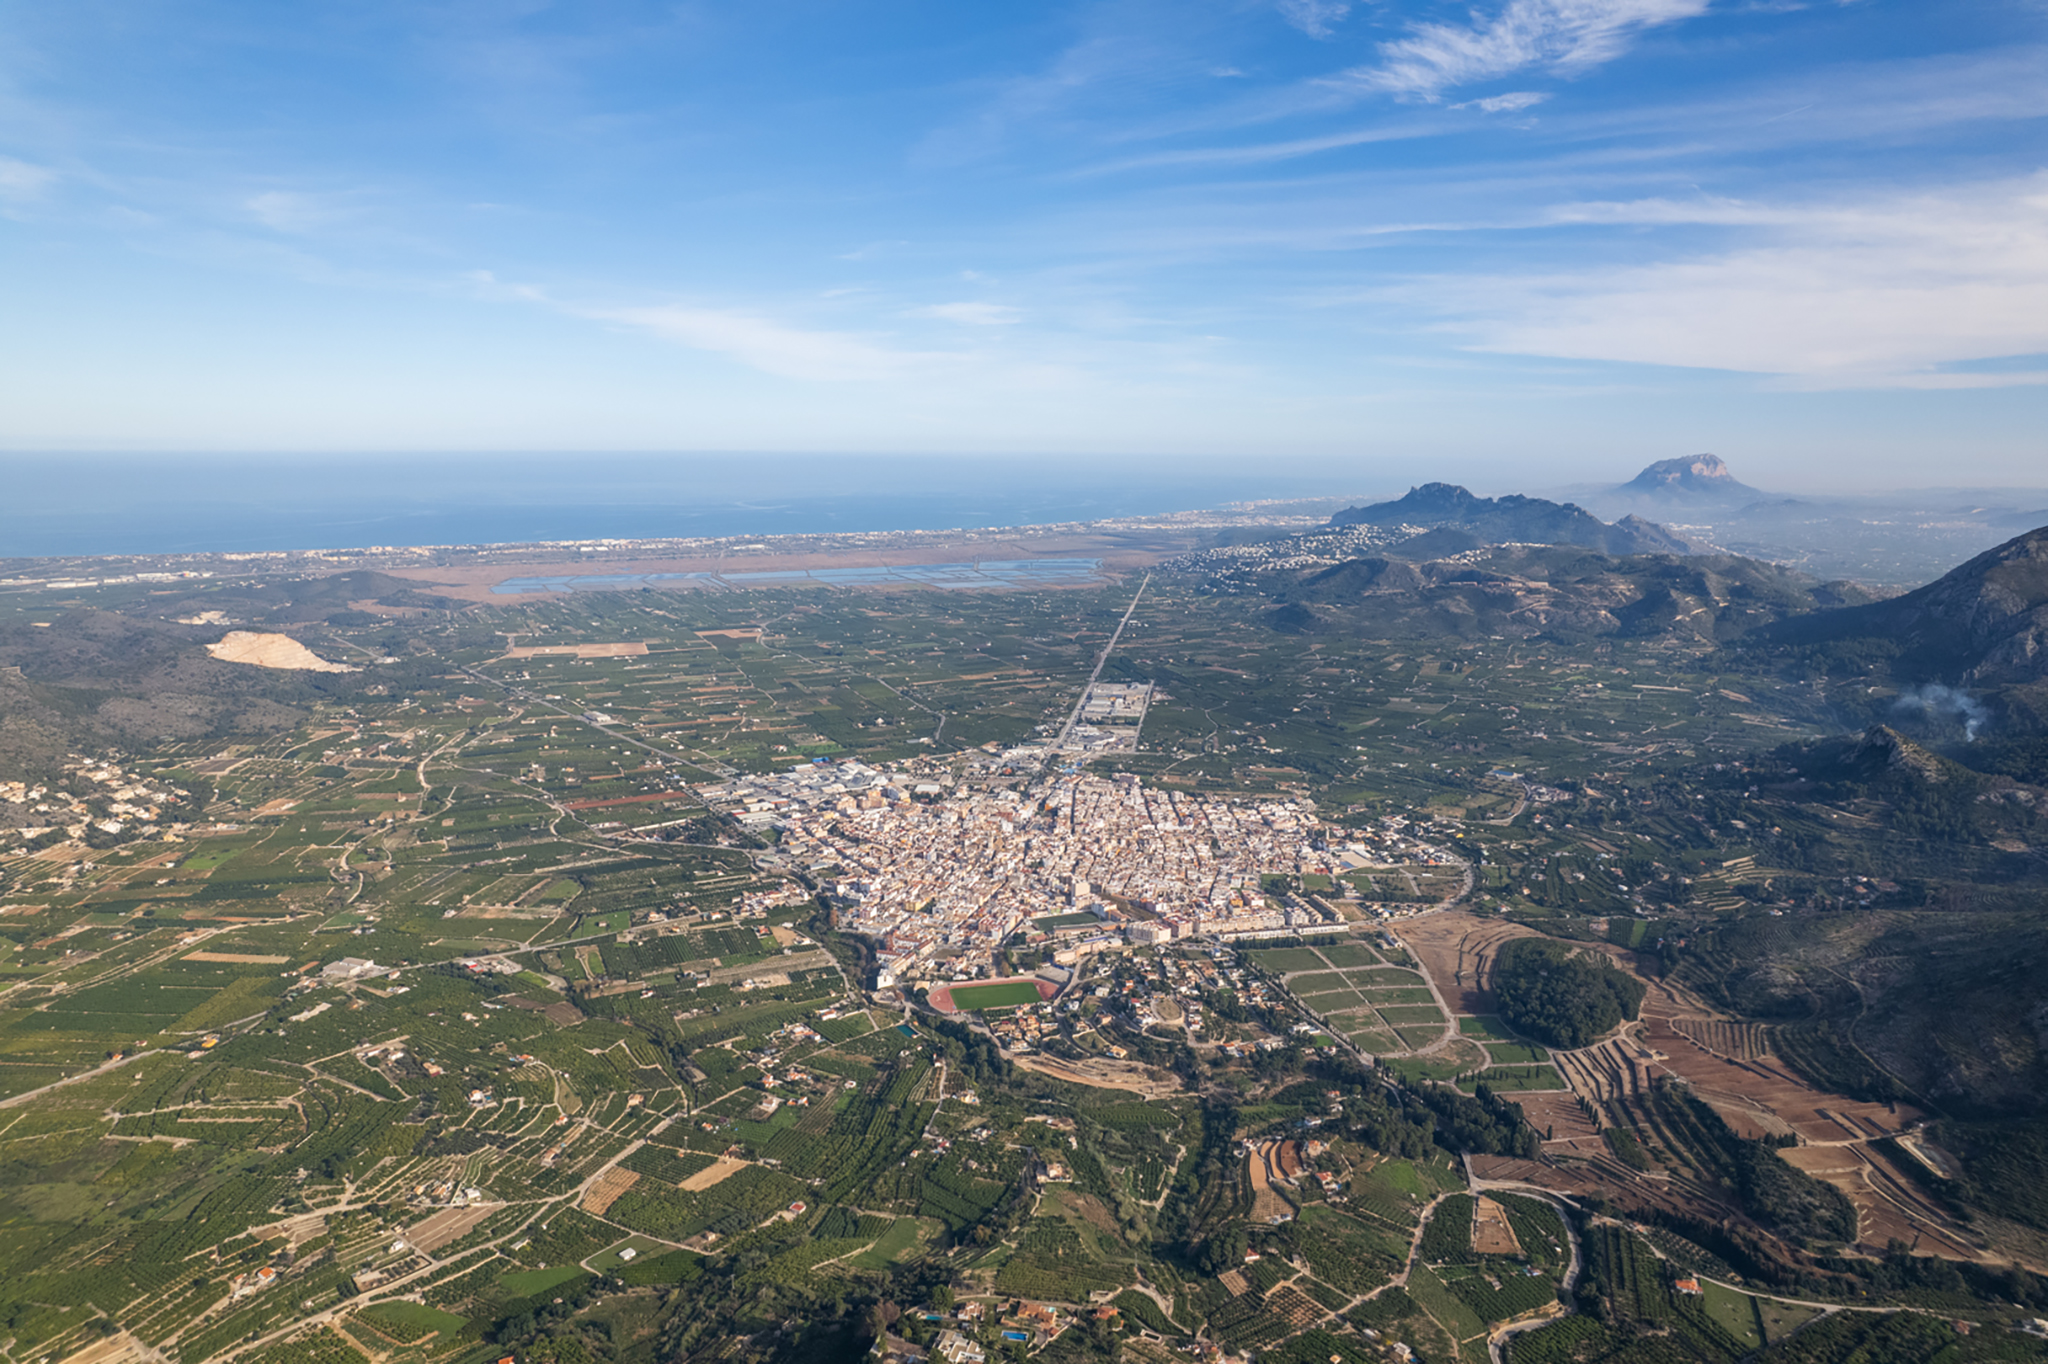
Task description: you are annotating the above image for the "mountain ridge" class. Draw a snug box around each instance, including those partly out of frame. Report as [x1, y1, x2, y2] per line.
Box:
[1758, 523, 2048, 686]
[1264, 544, 1876, 644]
[1327, 482, 1690, 556]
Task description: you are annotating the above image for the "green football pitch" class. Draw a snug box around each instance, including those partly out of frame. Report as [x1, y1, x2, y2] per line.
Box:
[947, 981, 1044, 1009]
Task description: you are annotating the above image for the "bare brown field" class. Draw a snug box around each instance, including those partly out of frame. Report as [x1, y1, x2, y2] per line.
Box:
[406, 1202, 498, 1252]
[1410, 920, 1981, 1259]
[1633, 981, 1920, 1146]
[456, 904, 556, 920]
[183, 952, 289, 964]
[1470, 1152, 1722, 1229]
[1671, 1016, 1769, 1061]
[1011, 1053, 1183, 1098]
[1062, 1189, 1121, 1236]
[1393, 912, 1541, 1015]
[1472, 1196, 1522, 1255]
[1524, 955, 1975, 1257]
[54, 1330, 164, 1364]
[1468, 1156, 1604, 1199]
[680, 1156, 748, 1192]
[1247, 1141, 1293, 1224]
[252, 1210, 328, 1247]
[580, 1167, 640, 1215]
[1778, 1143, 1979, 1257]
[1516, 1090, 1604, 1156]
[1265, 1286, 1324, 1329]
[504, 642, 650, 658]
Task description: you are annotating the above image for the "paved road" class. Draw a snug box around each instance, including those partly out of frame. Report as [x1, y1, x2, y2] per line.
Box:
[0, 1046, 185, 1111]
[1475, 1185, 1584, 1363]
[1051, 574, 1150, 753]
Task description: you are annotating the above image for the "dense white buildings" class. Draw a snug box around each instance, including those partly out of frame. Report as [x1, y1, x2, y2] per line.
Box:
[768, 773, 1337, 985]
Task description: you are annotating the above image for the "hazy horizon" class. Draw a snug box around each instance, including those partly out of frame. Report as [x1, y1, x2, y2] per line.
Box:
[5, 448, 2046, 562]
[2, 1, 2044, 483]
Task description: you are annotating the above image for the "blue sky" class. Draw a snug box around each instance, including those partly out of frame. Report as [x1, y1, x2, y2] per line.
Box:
[2, 0, 2045, 488]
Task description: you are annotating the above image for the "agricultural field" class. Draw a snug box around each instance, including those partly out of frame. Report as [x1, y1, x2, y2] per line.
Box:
[1243, 942, 1453, 1059]
[1, 547, 2045, 1364]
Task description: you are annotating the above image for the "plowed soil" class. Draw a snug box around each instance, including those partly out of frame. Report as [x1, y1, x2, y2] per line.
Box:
[680, 1156, 748, 1191]
[1515, 1090, 1604, 1156]
[581, 1167, 640, 1215]
[1472, 1196, 1522, 1255]
[1777, 1143, 1978, 1258]
[504, 642, 649, 658]
[1393, 912, 1541, 1015]
[1414, 913, 1975, 1261]
[1248, 1139, 1294, 1223]
[407, 1202, 499, 1251]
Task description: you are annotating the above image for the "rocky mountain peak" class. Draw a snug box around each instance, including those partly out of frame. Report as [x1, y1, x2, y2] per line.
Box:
[1616, 454, 1762, 501]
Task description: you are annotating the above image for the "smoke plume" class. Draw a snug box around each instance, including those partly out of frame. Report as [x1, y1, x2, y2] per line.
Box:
[1891, 683, 1989, 742]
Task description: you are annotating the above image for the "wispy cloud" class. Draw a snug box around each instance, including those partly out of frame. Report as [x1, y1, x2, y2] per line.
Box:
[1539, 45, 2048, 152]
[837, 240, 909, 261]
[1348, 0, 1712, 101]
[1457, 91, 1550, 113]
[461, 269, 547, 305]
[460, 271, 937, 385]
[911, 302, 1023, 326]
[1275, 0, 1353, 41]
[245, 190, 349, 234]
[0, 155, 55, 198]
[1417, 175, 2048, 383]
[585, 303, 948, 383]
[1078, 119, 1443, 174]
[911, 35, 1132, 168]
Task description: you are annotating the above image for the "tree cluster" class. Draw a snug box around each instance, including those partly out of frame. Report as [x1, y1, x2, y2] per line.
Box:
[1492, 937, 1646, 1048]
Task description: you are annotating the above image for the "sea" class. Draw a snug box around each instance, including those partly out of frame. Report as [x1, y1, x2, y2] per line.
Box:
[0, 454, 1378, 559]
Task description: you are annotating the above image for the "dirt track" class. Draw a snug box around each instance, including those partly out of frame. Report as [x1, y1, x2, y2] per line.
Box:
[1011, 1053, 1183, 1098]
[1393, 912, 1542, 1016]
